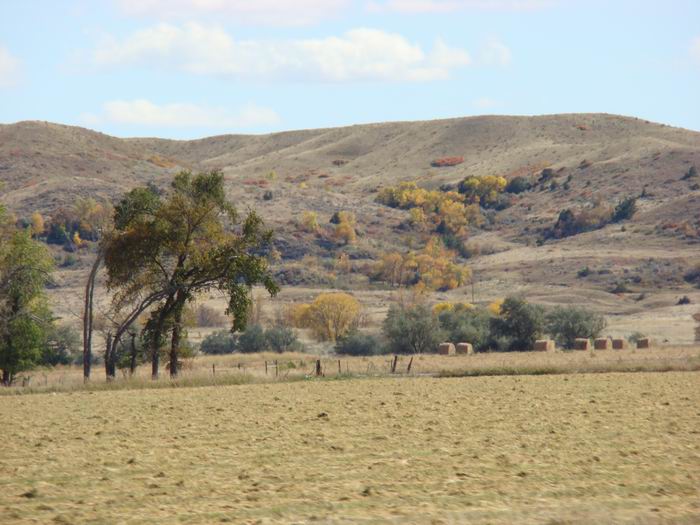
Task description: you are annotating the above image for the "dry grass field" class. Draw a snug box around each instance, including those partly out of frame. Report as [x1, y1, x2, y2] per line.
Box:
[3, 346, 699, 395]
[1, 372, 699, 524]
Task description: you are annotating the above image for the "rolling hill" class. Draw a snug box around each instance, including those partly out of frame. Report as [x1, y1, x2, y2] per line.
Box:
[1, 113, 699, 343]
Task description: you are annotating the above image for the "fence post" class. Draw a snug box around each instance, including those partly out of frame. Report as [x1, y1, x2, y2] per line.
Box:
[338, 360, 342, 375]
[315, 359, 322, 377]
[275, 360, 279, 377]
[265, 361, 268, 375]
[407, 356, 413, 374]
[391, 355, 398, 374]
[212, 364, 216, 376]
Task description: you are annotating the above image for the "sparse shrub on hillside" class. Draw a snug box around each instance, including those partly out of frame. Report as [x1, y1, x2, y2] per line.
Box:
[505, 176, 532, 194]
[677, 295, 691, 305]
[684, 265, 700, 288]
[577, 266, 591, 278]
[200, 330, 237, 355]
[376, 181, 483, 235]
[489, 297, 545, 351]
[546, 306, 607, 349]
[544, 202, 614, 240]
[681, 165, 697, 180]
[383, 304, 445, 354]
[611, 281, 631, 294]
[300, 211, 320, 234]
[611, 197, 637, 223]
[457, 175, 507, 208]
[332, 212, 357, 245]
[263, 190, 273, 201]
[335, 331, 383, 356]
[431, 156, 464, 167]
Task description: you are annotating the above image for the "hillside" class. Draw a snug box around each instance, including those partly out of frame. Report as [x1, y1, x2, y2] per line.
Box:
[1, 113, 699, 343]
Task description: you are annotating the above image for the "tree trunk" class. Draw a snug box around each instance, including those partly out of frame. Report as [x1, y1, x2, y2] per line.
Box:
[129, 333, 137, 376]
[2, 369, 11, 386]
[82, 251, 102, 382]
[169, 317, 182, 378]
[104, 333, 115, 381]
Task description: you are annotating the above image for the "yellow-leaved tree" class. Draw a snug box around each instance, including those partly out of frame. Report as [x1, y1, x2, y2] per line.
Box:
[304, 292, 361, 342]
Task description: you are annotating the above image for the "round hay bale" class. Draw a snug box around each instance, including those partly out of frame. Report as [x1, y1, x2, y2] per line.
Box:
[438, 342, 456, 355]
[594, 338, 611, 350]
[455, 343, 473, 355]
[636, 337, 652, 349]
[574, 338, 591, 351]
[534, 339, 556, 352]
[612, 338, 627, 350]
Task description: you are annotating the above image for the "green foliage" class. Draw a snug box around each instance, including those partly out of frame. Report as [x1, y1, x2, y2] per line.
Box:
[546, 306, 607, 349]
[577, 266, 591, 278]
[489, 297, 545, 351]
[335, 331, 383, 356]
[46, 223, 70, 245]
[628, 332, 646, 344]
[238, 325, 267, 353]
[383, 304, 445, 354]
[105, 170, 279, 375]
[611, 197, 637, 223]
[42, 325, 81, 366]
[505, 176, 532, 194]
[0, 231, 55, 383]
[438, 306, 492, 352]
[265, 325, 298, 353]
[200, 330, 237, 355]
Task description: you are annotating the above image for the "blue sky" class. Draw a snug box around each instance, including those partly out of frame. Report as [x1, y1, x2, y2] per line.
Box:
[0, 0, 698, 138]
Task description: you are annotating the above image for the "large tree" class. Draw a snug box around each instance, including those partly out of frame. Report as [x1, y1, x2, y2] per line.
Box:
[0, 230, 54, 384]
[105, 170, 278, 378]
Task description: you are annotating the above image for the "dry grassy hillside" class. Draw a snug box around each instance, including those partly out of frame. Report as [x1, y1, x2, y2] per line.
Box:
[1, 113, 699, 342]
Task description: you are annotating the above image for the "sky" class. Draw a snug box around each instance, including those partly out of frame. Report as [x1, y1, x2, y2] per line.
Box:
[0, 0, 698, 139]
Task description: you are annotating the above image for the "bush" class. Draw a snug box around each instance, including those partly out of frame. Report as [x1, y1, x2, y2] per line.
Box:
[612, 197, 637, 223]
[681, 165, 697, 180]
[438, 306, 492, 352]
[383, 304, 444, 354]
[628, 332, 646, 344]
[60, 254, 78, 268]
[677, 296, 691, 305]
[200, 330, 237, 355]
[684, 266, 700, 288]
[505, 176, 532, 194]
[238, 325, 267, 353]
[546, 306, 607, 349]
[41, 325, 81, 366]
[335, 331, 383, 356]
[577, 266, 591, 278]
[489, 297, 545, 351]
[265, 326, 298, 353]
[263, 190, 273, 201]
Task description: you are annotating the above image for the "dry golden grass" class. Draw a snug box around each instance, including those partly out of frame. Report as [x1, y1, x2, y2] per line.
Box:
[1, 372, 698, 524]
[3, 346, 700, 396]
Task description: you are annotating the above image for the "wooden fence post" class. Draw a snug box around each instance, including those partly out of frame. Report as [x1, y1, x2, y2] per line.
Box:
[212, 364, 216, 376]
[275, 360, 279, 377]
[338, 360, 342, 375]
[315, 359, 322, 377]
[265, 361, 268, 375]
[407, 356, 413, 373]
[391, 355, 398, 373]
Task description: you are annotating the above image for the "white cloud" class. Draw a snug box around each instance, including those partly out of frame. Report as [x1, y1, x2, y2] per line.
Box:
[473, 97, 498, 110]
[691, 36, 700, 65]
[83, 99, 281, 129]
[116, 0, 349, 26]
[367, 0, 554, 13]
[0, 46, 20, 88]
[478, 38, 511, 66]
[91, 24, 471, 82]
